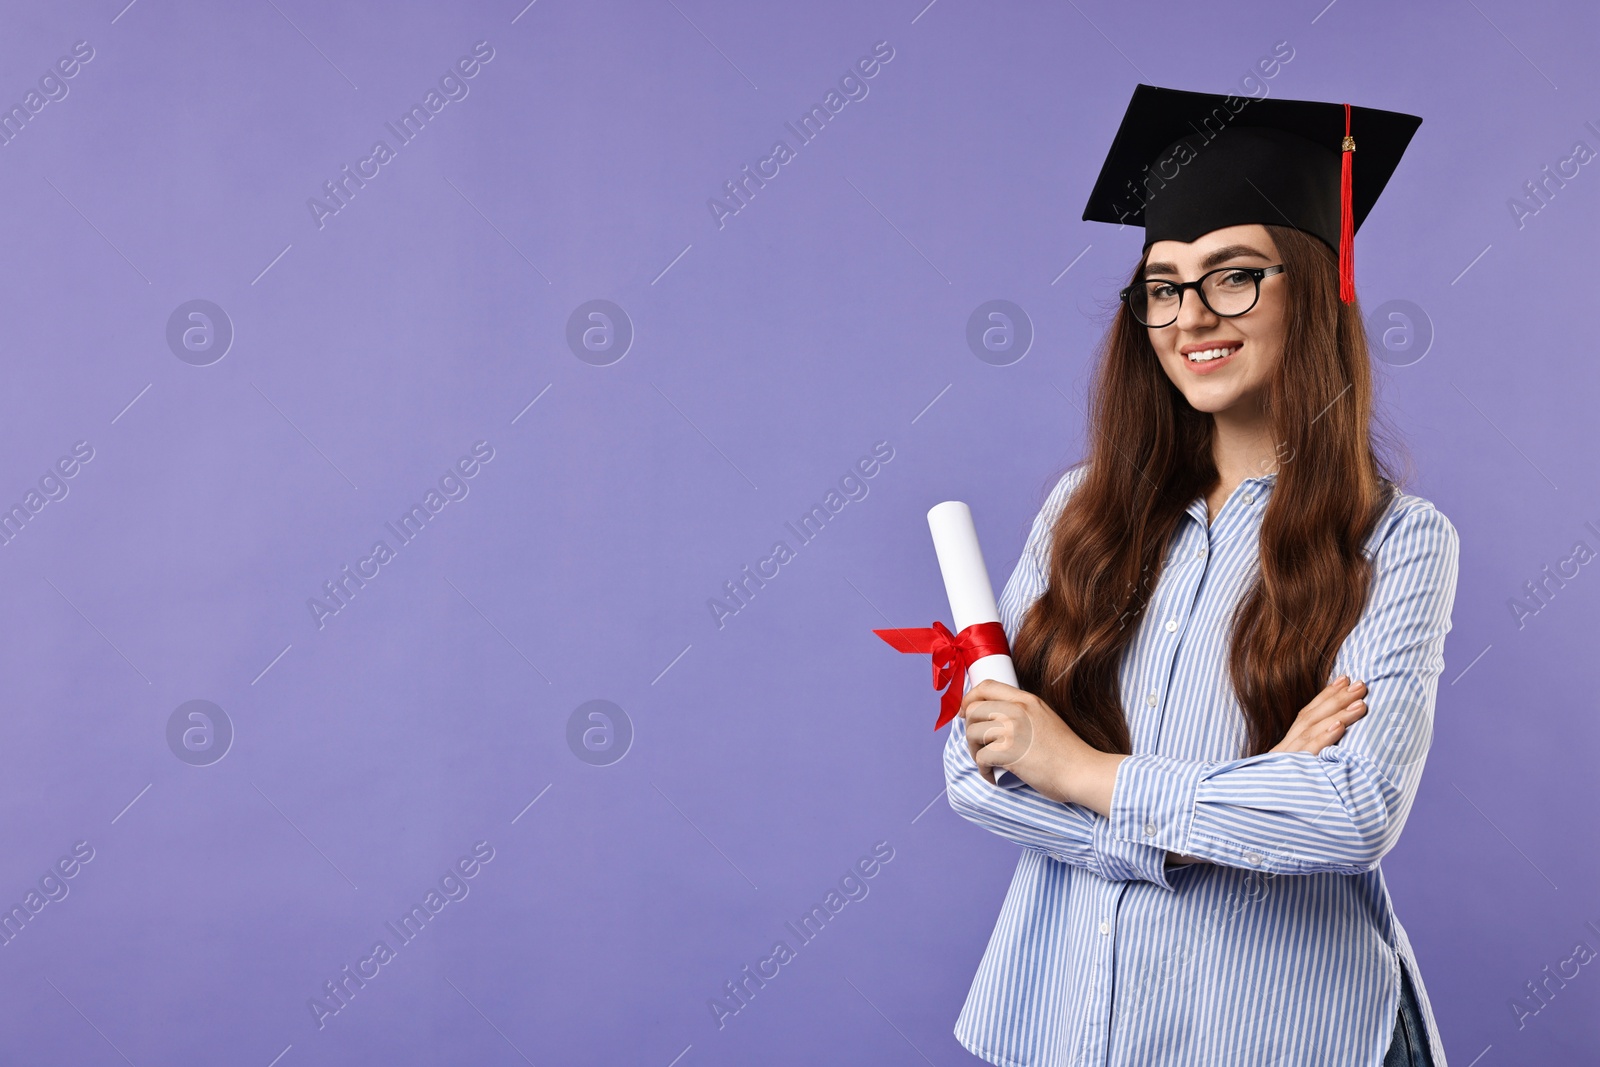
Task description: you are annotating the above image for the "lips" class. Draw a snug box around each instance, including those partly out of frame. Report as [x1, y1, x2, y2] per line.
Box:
[1180, 341, 1241, 374]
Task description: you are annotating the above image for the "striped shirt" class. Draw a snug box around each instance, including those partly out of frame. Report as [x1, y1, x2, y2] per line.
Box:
[944, 462, 1461, 1066]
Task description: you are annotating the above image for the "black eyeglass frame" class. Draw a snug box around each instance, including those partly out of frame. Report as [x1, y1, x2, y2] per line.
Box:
[1120, 264, 1286, 328]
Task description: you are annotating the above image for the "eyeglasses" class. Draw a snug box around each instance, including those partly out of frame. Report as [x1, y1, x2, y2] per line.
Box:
[1120, 264, 1286, 328]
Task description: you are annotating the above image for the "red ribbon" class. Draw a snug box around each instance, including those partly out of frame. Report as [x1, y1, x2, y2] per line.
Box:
[873, 620, 1012, 730]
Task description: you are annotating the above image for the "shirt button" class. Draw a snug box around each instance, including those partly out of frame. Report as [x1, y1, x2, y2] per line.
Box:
[1244, 492, 1256, 505]
[1195, 546, 1205, 559]
[1164, 619, 1178, 632]
[1099, 920, 1111, 935]
[1143, 821, 1157, 837]
[1245, 850, 1264, 866]
[1145, 693, 1157, 707]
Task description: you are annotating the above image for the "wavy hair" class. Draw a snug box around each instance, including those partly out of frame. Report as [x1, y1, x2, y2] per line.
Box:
[1010, 224, 1412, 757]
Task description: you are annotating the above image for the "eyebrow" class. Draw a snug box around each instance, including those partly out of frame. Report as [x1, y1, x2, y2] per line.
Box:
[1143, 244, 1270, 277]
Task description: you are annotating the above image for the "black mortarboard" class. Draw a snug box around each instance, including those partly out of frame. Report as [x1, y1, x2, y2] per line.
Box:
[1082, 84, 1422, 302]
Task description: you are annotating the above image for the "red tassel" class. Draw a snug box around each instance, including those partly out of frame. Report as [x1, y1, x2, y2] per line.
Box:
[1338, 102, 1355, 304]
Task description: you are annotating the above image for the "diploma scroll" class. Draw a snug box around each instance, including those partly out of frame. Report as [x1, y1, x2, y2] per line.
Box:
[926, 501, 1025, 790]
[872, 501, 1026, 790]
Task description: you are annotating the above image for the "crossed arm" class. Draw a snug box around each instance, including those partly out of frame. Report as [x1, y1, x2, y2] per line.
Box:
[944, 501, 1460, 887]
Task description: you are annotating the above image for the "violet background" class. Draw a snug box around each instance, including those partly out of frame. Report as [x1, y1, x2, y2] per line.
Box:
[0, 0, 1595, 1064]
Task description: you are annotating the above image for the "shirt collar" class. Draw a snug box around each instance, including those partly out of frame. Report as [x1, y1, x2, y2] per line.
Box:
[1186, 470, 1278, 529]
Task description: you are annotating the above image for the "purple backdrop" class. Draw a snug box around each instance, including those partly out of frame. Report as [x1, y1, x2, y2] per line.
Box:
[0, 0, 1595, 1063]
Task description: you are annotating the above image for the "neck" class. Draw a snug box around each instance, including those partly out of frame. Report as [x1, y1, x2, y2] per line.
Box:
[1210, 400, 1279, 484]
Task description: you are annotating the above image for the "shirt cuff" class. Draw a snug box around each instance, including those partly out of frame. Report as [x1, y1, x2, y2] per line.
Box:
[1091, 813, 1175, 888]
[1109, 753, 1209, 856]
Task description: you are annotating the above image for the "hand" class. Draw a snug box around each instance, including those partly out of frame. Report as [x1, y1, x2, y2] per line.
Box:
[1268, 675, 1368, 755]
[960, 678, 1121, 810]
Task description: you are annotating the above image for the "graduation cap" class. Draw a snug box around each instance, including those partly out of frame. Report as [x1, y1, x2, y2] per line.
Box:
[1082, 84, 1422, 303]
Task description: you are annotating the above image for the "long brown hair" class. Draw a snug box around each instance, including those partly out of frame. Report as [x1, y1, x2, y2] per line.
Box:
[1011, 224, 1412, 757]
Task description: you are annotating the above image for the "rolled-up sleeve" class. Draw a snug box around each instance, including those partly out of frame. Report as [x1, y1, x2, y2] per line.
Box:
[1107, 501, 1461, 875]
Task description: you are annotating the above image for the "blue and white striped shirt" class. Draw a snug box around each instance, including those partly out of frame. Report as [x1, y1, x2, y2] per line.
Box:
[944, 462, 1461, 1067]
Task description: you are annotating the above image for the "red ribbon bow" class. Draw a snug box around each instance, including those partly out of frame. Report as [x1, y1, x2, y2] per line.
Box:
[873, 620, 1012, 730]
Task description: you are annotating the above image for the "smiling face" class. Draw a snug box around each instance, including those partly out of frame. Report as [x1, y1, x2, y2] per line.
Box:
[1141, 224, 1287, 421]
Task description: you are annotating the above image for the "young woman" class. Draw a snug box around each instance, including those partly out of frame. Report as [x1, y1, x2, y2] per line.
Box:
[943, 87, 1456, 1067]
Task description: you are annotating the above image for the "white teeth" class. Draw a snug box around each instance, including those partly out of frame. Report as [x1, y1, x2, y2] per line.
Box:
[1187, 346, 1238, 362]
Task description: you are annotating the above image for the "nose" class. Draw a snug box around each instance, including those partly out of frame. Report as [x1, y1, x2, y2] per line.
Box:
[1173, 286, 1219, 332]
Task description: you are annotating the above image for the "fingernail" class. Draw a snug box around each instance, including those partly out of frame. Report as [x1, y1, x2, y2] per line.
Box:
[1350, 700, 1365, 710]
[1346, 679, 1362, 691]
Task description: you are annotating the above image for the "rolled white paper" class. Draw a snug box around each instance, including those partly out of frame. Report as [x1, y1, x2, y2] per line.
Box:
[926, 501, 1026, 790]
